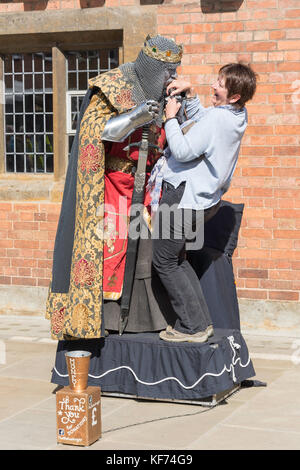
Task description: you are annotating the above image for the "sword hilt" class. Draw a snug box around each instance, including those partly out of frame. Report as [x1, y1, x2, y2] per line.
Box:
[123, 142, 162, 153]
[123, 123, 162, 153]
[141, 124, 150, 141]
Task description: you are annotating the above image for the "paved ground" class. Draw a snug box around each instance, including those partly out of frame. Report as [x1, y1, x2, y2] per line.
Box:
[0, 315, 299, 451]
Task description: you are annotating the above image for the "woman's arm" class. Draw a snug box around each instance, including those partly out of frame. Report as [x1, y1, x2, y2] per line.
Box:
[166, 79, 206, 120]
[165, 104, 217, 162]
[166, 79, 195, 99]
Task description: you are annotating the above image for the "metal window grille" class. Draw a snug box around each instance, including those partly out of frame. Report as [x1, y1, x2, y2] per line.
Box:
[4, 52, 53, 173]
[66, 49, 119, 154]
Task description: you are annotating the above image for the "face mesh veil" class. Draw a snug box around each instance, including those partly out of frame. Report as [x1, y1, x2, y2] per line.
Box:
[134, 35, 181, 102]
[120, 35, 181, 125]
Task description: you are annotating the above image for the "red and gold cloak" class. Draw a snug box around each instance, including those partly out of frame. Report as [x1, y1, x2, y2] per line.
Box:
[46, 67, 165, 340]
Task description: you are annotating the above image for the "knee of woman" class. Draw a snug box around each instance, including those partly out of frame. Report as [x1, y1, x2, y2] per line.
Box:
[152, 247, 165, 266]
[152, 251, 162, 270]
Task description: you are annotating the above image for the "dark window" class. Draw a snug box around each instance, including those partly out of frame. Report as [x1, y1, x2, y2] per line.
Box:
[4, 52, 53, 173]
[66, 49, 119, 155]
[3, 47, 119, 172]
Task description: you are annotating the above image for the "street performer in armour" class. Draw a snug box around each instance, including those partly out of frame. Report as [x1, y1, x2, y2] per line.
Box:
[46, 35, 182, 339]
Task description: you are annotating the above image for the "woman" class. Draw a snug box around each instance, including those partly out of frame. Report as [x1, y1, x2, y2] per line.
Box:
[152, 62, 257, 343]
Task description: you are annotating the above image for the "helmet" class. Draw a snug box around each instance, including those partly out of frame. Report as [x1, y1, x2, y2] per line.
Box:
[134, 34, 183, 102]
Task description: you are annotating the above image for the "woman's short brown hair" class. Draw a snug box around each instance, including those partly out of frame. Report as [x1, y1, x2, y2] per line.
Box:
[219, 62, 258, 108]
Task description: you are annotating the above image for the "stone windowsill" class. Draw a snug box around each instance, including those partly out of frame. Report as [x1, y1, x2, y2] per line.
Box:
[0, 174, 64, 202]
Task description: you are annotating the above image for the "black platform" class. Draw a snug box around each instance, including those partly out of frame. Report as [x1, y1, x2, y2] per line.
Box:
[51, 328, 255, 405]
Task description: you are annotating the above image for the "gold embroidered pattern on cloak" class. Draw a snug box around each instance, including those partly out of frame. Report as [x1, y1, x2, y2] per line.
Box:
[79, 143, 101, 173]
[46, 285, 69, 340]
[52, 306, 66, 336]
[46, 68, 136, 339]
[72, 303, 90, 334]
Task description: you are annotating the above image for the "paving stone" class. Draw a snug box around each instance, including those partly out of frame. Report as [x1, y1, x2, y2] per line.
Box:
[0, 315, 299, 450]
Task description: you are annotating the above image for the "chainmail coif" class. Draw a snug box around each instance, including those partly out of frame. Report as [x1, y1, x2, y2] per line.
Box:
[120, 35, 182, 125]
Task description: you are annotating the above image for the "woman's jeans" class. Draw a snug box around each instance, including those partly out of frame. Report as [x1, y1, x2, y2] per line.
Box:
[152, 182, 217, 334]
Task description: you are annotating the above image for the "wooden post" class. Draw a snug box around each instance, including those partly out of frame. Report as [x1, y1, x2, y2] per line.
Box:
[118, 45, 124, 66]
[0, 56, 5, 174]
[52, 47, 67, 181]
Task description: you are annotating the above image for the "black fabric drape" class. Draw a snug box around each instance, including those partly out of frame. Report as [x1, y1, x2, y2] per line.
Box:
[51, 329, 255, 400]
[188, 201, 244, 331]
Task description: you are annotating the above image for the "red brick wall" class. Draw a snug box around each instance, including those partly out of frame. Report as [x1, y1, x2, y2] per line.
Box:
[0, 202, 59, 289]
[0, 0, 299, 306]
[157, 0, 300, 304]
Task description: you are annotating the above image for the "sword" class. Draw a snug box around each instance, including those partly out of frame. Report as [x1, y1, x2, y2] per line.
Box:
[118, 125, 162, 335]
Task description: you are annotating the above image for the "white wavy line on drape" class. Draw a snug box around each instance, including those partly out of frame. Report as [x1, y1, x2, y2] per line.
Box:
[53, 335, 251, 390]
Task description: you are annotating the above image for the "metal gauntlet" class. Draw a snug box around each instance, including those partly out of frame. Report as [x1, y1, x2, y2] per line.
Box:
[101, 100, 159, 143]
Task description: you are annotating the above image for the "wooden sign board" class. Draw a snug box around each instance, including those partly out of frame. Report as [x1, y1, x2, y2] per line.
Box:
[56, 386, 101, 446]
